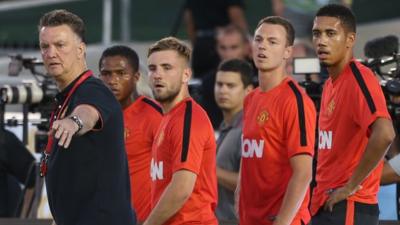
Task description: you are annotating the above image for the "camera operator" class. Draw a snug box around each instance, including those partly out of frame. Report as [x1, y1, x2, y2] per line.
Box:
[364, 34, 400, 220]
[0, 129, 35, 217]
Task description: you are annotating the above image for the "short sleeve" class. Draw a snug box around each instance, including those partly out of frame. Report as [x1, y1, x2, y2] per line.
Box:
[72, 77, 120, 130]
[284, 93, 317, 158]
[352, 67, 391, 131]
[168, 102, 212, 175]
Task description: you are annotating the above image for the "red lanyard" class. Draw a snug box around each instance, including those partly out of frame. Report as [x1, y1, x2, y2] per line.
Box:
[40, 70, 92, 177]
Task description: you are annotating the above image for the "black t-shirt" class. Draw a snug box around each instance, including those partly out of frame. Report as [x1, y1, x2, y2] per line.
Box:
[185, 0, 244, 30]
[45, 73, 135, 225]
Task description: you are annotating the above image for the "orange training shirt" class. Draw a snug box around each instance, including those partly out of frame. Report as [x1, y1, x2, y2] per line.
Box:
[150, 97, 218, 225]
[311, 60, 391, 215]
[240, 77, 316, 225]
[124, 96, 162, 221]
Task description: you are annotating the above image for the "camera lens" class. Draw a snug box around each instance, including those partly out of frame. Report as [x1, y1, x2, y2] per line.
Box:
[1, 84, 43, 104]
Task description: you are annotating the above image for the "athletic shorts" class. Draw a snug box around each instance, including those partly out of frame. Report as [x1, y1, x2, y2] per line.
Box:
[311, 200, 379, 225]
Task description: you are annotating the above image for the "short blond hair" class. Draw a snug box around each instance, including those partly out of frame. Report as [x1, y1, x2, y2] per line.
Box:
[147, 37, 191, 63]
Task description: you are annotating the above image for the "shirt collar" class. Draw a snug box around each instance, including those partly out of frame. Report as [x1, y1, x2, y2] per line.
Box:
[219, 110, 243, 131]
[55, 70, 90, 103]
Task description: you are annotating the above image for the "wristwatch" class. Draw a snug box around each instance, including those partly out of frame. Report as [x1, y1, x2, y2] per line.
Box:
[69, 115, 83, 133]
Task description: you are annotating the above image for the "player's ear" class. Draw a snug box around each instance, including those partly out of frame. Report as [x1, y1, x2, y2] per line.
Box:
[133, 71, 140, 82]
[182, 67, 192, 83]
[77, 40, 86, 60]
[346, 32, 356, 49]
[283, 45, 293, 60]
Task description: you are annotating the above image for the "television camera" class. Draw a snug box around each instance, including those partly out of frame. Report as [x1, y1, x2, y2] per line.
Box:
[292, 35, 400, 116]
[0, 54, 58, 151]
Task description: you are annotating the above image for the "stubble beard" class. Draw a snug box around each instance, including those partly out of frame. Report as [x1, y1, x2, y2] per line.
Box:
[153, 87, 181, 104]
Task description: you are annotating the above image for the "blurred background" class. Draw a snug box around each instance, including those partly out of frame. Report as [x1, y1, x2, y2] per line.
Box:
[0, 0, 399, 224]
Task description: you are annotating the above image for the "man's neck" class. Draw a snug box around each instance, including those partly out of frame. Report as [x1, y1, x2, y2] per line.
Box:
[327, 52, 353, 81]
[56, 64, 87, 90]
[222, 107, 242, 126]
[258, 66, 287, 92]
[121, 91, 140, 110]
[161, 88, 190, 114]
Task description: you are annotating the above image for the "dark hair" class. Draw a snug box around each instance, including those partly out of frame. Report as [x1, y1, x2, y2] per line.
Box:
[217, 24, 249, 43]
[38, 9, 86, 43]
[148, 37, 191, 63]
[256, 16, 295, 46]
[316, 4, 356, 33]
[99, 45, 140, 72]
[217, 59, 253, 87]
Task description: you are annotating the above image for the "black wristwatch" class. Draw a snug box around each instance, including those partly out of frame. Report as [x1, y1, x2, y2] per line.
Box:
[69, 115, 83, 133]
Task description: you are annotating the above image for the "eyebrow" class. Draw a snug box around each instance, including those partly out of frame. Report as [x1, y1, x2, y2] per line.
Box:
[254, 34, 263, 39]
[267, 37, 279, 41]
[312, 27, 337, 32]
[101, 68, 125, 72]
[160, 63, 172, 67]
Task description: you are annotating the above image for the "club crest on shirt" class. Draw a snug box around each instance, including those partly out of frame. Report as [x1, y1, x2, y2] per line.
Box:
[257, 110, 269, 126]
[327, 99, 335, 116]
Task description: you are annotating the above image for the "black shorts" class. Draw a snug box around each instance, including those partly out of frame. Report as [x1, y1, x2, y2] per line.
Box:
[311, 200, 379, 225]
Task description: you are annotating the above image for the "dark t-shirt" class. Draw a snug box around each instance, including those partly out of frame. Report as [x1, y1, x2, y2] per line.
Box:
[45, 73, 135, 225]
[0, 130, 35, 217]
[185, 0, 244, 30]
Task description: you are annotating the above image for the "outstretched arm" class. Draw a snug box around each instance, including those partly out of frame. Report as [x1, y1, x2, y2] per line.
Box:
[51, 104, 100, 148]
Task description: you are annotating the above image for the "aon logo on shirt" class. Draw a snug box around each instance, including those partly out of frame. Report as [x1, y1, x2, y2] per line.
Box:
[241, 136, 264, 158]
[319, 130, 333, 150]
[151, 158, 164, 181]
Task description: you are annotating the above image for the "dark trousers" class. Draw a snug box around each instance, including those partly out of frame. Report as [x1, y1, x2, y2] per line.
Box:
[311, 200, 379, 225]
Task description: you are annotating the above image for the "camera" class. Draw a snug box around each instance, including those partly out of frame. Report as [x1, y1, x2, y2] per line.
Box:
[0, 54, 58, 152]
[362, 35, 400, 124]
[292, 35, 400, 116]
[292, 57, 324, 111]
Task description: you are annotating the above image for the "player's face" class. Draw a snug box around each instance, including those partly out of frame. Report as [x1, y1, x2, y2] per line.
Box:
[148, 50, 190, 103]
[252, 23, 292, 72]
[39, 25, 85, 80]
[99, 55, 138, 107]
[312, 16, 355, 67]
[217, 32, 247, 61]
[214, 71, 249, 112]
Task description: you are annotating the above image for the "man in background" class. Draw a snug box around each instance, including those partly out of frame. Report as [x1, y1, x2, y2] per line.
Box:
[201, 25, 253, 128]
[214, 58, 253, 221]
[184, 0, 248, 77]
[99, 45, 162, 224]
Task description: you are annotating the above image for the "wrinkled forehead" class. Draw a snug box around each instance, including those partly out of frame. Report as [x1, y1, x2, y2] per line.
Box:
[39, 25, 81, 43]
